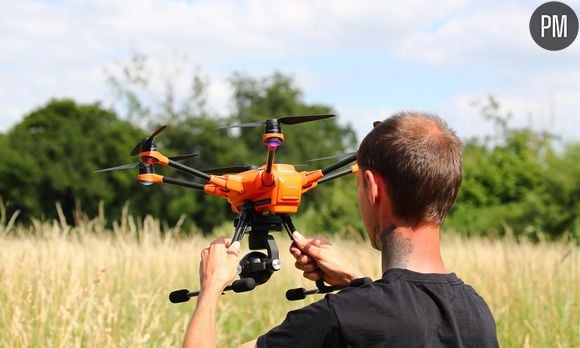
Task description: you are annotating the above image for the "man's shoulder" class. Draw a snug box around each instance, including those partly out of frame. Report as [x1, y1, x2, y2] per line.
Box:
[325, 269, 498, 347]
[328, 268, 462, 304]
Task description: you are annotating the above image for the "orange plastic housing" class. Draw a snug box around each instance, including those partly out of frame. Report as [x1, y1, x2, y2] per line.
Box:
[139, 151, 169, 166]
[137, 173, 164, 184]
[135, 147, 355, 216]
[203, 164, 324, 214]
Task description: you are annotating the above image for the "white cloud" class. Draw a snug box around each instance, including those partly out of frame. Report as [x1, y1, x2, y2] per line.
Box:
[395, 1, 580, 65]
[335, 106, 394, 141]
[0, 0, 579, 145]
[441, 69, 580, 141]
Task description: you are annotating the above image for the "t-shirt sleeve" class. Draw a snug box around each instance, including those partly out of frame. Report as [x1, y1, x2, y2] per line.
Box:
[256, 296, 344, 348]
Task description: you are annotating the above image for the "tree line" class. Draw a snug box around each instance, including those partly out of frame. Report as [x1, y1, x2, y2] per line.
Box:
[0, 67, 577, 242]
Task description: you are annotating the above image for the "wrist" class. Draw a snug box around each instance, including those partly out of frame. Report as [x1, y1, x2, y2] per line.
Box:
[200, 280, 226, 295]
[346, 270, 366, 283]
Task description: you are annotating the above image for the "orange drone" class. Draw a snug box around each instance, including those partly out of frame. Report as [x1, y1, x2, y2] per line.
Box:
[98, 114, 360, 302]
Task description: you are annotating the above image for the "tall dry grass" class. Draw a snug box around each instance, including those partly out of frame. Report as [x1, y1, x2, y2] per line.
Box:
[0, 209, 577, 347]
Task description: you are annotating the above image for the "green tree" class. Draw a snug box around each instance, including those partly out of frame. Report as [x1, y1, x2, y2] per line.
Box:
[0, 99, 155, 223]
[228, 72, 361, 234]
[229, 72, 357, 162]
[446, 97, 579, 241]
[151, 116, 253, 232]
[106, 54, 361, 234]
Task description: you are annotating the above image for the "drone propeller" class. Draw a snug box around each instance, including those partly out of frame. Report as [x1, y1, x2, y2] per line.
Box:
[96, 153, 198, 173]
[130, 125, 167, 156]
[95, 162, 140, 173]
[217, 114, 335, 129]
[202, 165, 260, 175]
[166, 153, 198, 161]
[307, 151, 357, 163]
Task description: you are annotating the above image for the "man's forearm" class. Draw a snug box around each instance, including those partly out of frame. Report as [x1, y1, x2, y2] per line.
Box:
[183, 286, 222, 348]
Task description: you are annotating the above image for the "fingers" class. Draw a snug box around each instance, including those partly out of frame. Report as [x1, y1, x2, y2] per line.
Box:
[291, 231, 311, 250]
[227, 241, 241, 256]
[291, 232, 322, 258]
[303, 270, 323, 282]
[295, 260, 318, 273]
[290, 244, 314, 263]
[210, 236, 228, 246]
[289, 244, 301, 258]
[202, 237, 241, 258]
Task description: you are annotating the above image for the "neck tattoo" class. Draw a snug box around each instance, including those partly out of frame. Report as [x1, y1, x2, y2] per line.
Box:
[381, 226, 413, 271]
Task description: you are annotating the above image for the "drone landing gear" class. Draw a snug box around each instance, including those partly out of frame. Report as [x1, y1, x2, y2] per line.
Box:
[168, 201, 369, 304]
[169, 202, 297, 303]
[286, 277, 372, 301]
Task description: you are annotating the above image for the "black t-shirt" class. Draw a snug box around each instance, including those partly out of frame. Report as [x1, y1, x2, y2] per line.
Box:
[257, 269, 498, 347]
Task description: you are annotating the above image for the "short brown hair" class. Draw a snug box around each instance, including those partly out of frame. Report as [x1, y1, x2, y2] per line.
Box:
[358, 111, 463, 226]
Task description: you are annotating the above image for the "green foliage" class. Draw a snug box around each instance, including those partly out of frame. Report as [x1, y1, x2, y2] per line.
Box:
[3, 64, 578, 242]
[0, 99, 152, 223]
[150, 116, 251, 231]
[446, 97, 580, 241]
[227, 72, 359, 229]
[103, 56, 360, 234]
[229, 72, 357, 162]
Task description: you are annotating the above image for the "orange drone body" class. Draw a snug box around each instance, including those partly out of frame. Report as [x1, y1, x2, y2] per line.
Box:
[96, 116, 362, 300]
[134, 144, 358, 216]
[203, 164, 325, 214]
[118, 115, 359, 219]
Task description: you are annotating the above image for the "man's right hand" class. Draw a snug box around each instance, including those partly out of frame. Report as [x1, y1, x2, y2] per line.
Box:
[290, 231, 364, 286]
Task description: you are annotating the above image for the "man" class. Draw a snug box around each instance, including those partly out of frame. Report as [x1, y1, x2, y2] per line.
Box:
[183, 112, 498, 347]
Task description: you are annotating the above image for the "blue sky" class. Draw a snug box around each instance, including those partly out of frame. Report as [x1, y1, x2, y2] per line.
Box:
[1, 0, 579, 142]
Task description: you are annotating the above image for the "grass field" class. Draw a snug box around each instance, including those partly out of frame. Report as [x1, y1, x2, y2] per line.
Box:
[0, 211, 577, 347]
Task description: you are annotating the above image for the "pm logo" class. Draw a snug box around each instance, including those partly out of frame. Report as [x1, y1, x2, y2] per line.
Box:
[530, 1, 578, 50]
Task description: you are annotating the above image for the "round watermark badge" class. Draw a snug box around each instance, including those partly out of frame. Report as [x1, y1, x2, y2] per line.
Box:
[530, 1, 578, 50]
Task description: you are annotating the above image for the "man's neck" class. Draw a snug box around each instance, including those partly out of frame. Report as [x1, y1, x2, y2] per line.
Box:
[379, 223, 448, 274]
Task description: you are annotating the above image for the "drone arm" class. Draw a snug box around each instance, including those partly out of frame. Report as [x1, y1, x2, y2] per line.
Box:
[262, 147, 276, 185]
[137, 173, 206, 191]
[166, 157, 244, 193]
[262, 133, 284, 185]
[301, 151, 358, 187]
[163, 177, 207, 190]
[301, 155, 358, 193]
[265, 144, 277, 174]
[137, 173, 230, 197]
[142, 150, 243, 192]
[321, 152, 357, 175]
[139, 150, 212, 182]
[168, 159, 212, 182]
[318, 164, 359, 184]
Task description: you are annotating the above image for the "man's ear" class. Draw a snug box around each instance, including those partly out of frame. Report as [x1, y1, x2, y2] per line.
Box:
[363, 170, 380, 205]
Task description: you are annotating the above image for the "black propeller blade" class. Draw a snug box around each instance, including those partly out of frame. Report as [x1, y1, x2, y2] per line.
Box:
[95, 162, 140, 173]
[96, 153, 198, 173]
[278, 114, 335, 125]
[130, 125, 167, 156]
[307, 151, 357, 163]
[202, 165, 260, 175]
[167, 153, 198, 161]
[217, 114, 335, 129]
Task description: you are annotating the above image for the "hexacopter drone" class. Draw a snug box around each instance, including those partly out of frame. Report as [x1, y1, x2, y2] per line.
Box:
[98, 114, 366, 302]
